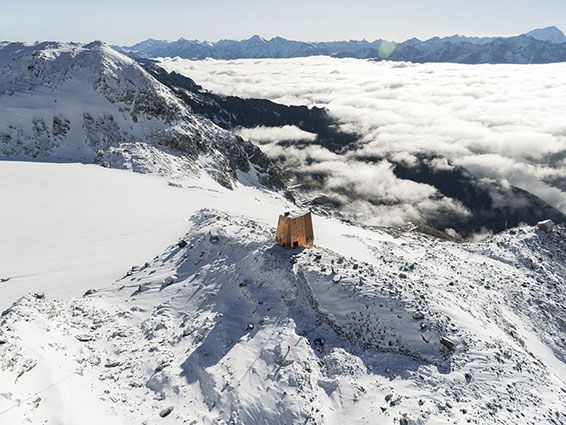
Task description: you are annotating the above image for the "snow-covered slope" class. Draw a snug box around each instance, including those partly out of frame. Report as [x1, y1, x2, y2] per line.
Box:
[0, 41, 281, 188]
[1, 172, 564, 423]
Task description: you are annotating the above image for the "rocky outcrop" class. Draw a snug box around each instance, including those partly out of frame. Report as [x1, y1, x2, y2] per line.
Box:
[0, 41, 283, 189]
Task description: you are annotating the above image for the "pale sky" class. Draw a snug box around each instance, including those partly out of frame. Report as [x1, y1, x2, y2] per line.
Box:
[1, 0, 564, 45]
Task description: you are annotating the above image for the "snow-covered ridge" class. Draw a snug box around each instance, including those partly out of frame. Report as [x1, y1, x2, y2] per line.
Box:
[117, 26, 566, 63]
[1, 209, 564, 424]
[0, 41, 281, 188]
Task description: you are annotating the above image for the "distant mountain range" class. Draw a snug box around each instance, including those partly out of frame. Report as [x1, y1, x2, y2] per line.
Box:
[117, 26, 566, 64]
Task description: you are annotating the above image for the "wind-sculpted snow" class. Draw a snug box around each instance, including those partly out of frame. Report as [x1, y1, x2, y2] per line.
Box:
[1, 210, 564, 424]
[160, 57, 566, 220]
[0, 42, 282, 188]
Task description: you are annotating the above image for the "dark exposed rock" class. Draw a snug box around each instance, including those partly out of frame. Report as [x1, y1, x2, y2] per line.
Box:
[83, 289, 97, 297]
[159, 406, 174, 418]
[412, 311, 425, 320]
[440, 336, 456, 350]
[52, 115, 71, 138]
[75, 334, 94, 342]
[313, 337, 325, 352]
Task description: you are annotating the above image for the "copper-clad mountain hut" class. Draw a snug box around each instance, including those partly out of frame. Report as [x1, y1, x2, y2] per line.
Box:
[276, 211, 314, 248]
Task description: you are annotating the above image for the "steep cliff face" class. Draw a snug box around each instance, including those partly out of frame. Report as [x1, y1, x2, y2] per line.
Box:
[0, 41, 283, 188]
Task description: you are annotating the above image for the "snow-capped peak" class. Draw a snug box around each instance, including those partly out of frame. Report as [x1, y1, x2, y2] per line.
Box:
[247, 34, 267, 43]
[524, 26, 566, 43]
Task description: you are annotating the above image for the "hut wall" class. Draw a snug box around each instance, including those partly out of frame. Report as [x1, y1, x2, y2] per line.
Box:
[276, 212, 314, 248]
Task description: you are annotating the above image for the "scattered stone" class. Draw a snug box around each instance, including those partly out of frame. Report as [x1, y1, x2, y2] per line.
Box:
[0, 277, 10, 283]
[83, 288, 97, 297]
[399, 273, 408, 279]
[399, 417, 409, 425]
[75, 334, 94, 342]
[464, 372, 473, 383]
[390, 395, 402, 406]
[159, 406, 174, 418]
[412, 311, 425, 320]
[104, 360, 121, 368]
[246, 323, 254, 331]
[177, 240, 187, 248]
[33, 292, 45, 299]
[440, 336, 456, 350]
[30, 396, 41, 409]
[161, 276, 176, 288]
[88, 356, 101, 366]
[111, 330, 128, 338]
[16, 359, 37, 380]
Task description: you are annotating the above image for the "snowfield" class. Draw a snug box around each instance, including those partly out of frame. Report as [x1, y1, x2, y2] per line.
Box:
[0, 161, 378, 311]
[1, 162, 565, 425]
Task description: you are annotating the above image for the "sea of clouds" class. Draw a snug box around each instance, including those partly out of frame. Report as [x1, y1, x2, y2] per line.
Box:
[160, 57, 566, 224]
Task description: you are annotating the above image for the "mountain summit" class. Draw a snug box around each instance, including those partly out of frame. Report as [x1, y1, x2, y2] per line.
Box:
[525, 26, 566, 43]
[0, 41, 281, 188]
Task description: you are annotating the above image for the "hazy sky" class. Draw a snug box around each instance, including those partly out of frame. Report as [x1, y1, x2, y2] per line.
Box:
[1, 0, 565, 44]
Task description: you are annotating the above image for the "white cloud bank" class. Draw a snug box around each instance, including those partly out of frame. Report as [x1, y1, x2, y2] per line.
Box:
[236, 125, 317, 144]
[160, 57, 566, 214]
